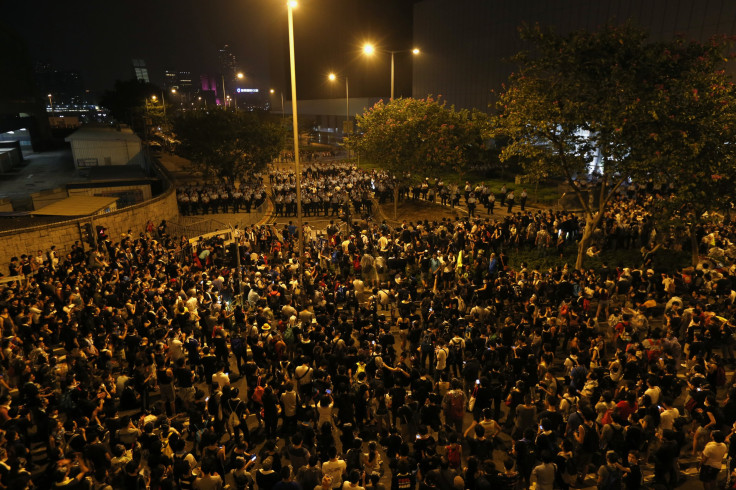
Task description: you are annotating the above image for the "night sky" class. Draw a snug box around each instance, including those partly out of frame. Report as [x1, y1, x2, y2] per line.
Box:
[6, 0, 416, 100]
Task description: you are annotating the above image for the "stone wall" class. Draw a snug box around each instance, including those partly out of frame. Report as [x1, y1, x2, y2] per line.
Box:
[0, 169, 178, 271]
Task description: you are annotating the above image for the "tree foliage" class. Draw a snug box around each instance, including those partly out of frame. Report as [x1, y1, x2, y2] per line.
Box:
[348, 96, 488, 181]
[100, 79, 163, 126]
[646, 35, 736, 264]
[492, 22, 736, 268]
[173, 109, 286, 181]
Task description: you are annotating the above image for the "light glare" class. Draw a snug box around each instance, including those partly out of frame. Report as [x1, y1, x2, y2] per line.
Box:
[363, 43, 375, 55]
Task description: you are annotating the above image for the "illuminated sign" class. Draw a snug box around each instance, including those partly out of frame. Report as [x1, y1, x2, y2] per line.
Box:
[236, 88, 259, 93]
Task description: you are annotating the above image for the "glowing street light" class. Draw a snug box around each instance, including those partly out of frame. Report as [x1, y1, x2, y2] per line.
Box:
[270, 89, 285, 120]
[47, 94, 54, 113]
[328, 72, 350, 153]
[237, 72, 244, 80]
[363, 43, 420, 100]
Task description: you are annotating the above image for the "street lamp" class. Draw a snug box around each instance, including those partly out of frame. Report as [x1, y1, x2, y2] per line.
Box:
[47, 94, 54, 113]
[286, 0, 304, 275]
[328, 73, 350, 153]
[235, 73, 245, 110]
[270, 88, 285, 120]
[363, 43, 420, 100]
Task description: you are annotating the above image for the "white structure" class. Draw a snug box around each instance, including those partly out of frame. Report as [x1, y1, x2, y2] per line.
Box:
[65, 127, 144, 169]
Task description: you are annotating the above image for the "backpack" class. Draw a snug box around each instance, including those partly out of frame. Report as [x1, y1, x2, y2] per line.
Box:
[601, 408, 614, 427]
[606, 424, 625, 454]
[717, 365, 727, 387]
[173, 453, 190, 482]
[346, 447, 364, 472]
[231, 335, 246, 356]
[447, 390, 465, 420]
[252, 377, 265, 405]
[582, 424, 599, 453]
[449, 338, 464, 362]
[421, 331, 434, 353]
[161, 434, 175, 458]
[336, 285, 347, 302]
[228, 400, 242, 429]
[284, 326, 296, 345]
[600, 465, 622, 490]
[446, 444, 461, 468]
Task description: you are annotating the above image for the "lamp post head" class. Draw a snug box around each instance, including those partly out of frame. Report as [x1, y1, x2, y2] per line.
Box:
[363, 43, 375, 56]
[171, 88, 177, 93]
[270, 89, 275, 94]
[412, 48, 420, 55]
[47, 94, 52, 98]
[151, 95, 157, 101]
[287, 0, 297, 7]
[328, 73, 337, 81]
[237, 72, 244, 79]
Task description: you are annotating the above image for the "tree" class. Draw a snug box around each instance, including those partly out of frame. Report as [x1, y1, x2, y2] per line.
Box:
[646, 36, 736, 265]
[100, 79, 163, 127]
[347, 96, 488, 217]
[492, 22, 729, 269]
[173, 109, 286, 181]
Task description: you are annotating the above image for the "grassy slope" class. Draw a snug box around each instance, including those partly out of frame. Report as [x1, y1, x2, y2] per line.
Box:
[355, 159, 560, 204]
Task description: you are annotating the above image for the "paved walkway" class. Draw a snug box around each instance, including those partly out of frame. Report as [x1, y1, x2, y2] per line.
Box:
[0, 149, 76, 210]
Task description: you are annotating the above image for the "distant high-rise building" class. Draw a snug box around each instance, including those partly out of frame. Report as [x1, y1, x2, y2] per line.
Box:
[218, 44, 238, 100]
[200, 74, 218, 93]
[35, 62, 85, 106]
[199, 74, 218, 106]
[163, 70, 177, 90]
[177, 71, 192, 93]
[132, 59, 150, 83]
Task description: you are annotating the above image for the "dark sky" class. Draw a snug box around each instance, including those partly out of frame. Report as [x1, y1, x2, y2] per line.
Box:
[6, 0, 415, 100]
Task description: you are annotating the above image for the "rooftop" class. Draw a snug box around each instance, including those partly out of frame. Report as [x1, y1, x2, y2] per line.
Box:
[31, 196, 118, 217]
[64, 126, 141, 143]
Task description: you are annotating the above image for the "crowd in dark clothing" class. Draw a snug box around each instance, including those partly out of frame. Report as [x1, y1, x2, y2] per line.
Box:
[0, 170, 736, 490]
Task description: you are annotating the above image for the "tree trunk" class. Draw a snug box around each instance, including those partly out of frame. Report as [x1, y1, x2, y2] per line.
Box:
[393, 186, 399, 220]
[575, 220, 595, 270]
[690, 224, 699, 267]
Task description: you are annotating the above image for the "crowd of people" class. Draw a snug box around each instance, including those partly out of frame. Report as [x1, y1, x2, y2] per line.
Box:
[0, 167, 735, 490]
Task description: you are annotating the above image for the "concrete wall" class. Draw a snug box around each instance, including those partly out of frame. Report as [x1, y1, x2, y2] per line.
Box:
[71, 138, 145, 168]
[0, 176, 177, 272]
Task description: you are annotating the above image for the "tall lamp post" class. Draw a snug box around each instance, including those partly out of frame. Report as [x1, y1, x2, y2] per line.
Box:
[328, 73, 350, 156]
[221, 72, 244, 109]
[270, 89, 285, 120]
[221, 74, 227, 108]
[363, 43, 420, 100]
[287, 0, 304, 273]
[152, 92, 168, 130]
[47, 94, 54, 113]
[235, 72, 244, 110]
